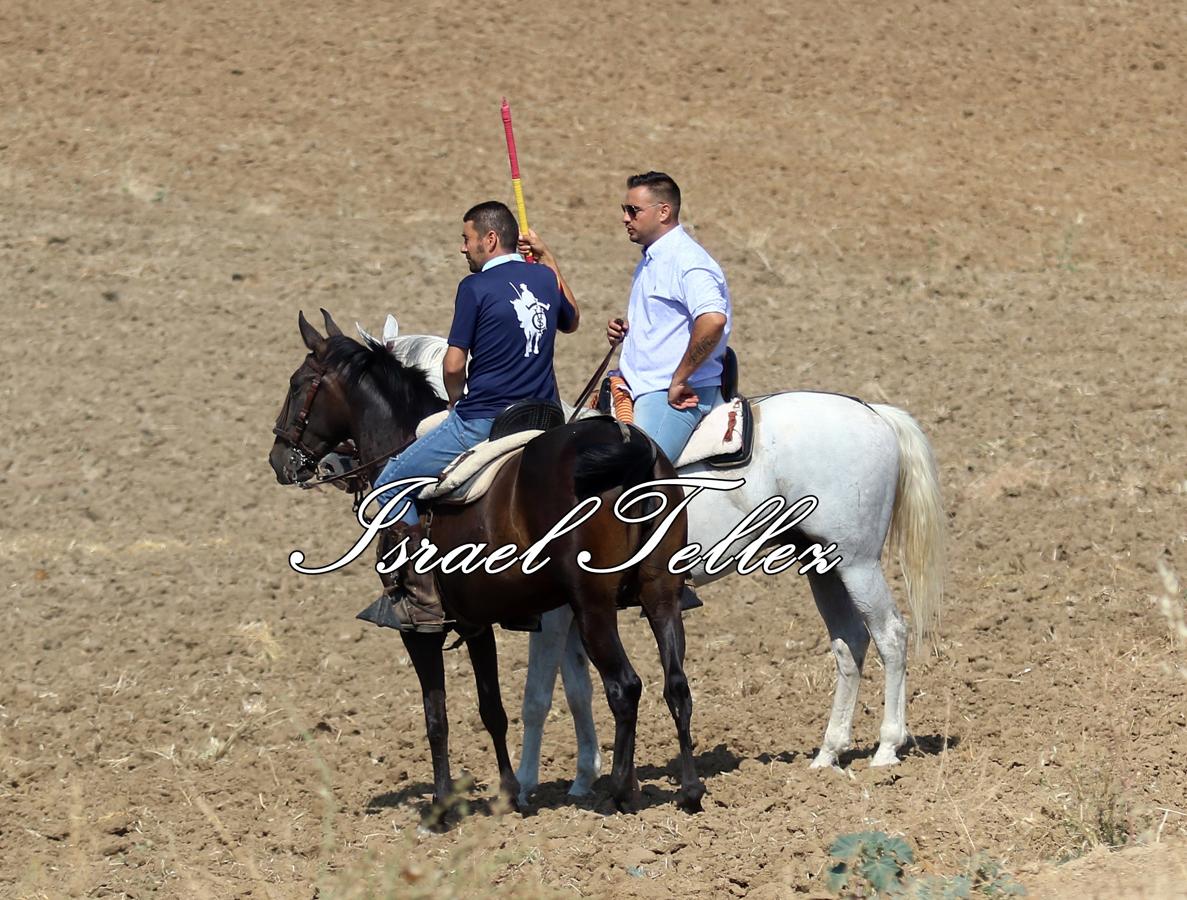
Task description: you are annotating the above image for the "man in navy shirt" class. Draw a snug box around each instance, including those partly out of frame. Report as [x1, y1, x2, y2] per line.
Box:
[368, 201, 579, 632]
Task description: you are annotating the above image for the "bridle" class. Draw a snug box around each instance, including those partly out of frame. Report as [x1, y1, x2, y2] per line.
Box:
[272, 356, 339, 475]
[272, 354, 419, 505]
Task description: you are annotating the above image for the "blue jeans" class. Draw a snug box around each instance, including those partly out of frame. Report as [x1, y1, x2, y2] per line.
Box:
[373, 411, 494, 526]
[632, 385, 721, 464]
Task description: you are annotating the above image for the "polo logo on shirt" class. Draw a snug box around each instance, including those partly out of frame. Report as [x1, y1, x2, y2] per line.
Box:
[508, 282, 551, 357]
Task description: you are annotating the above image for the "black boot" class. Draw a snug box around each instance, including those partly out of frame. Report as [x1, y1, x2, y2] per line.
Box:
[357, 522, 447, 633]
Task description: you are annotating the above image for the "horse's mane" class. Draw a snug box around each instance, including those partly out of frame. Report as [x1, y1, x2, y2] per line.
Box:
[321, 334, 445, 431]
[389, 334, 449, 401]
[342, 330, 584, 421]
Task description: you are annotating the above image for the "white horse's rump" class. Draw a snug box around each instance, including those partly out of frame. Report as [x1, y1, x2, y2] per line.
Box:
[517, 391, 945, 801]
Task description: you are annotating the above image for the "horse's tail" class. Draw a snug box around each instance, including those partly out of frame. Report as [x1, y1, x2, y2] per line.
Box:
[572, 423, 656, 501]
[870, 404, 946, 654]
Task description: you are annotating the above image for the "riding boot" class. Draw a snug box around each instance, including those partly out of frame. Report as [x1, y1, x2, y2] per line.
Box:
[356, 522, 447, 633]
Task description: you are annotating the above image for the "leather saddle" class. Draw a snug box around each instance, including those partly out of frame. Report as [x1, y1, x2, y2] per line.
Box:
[417, 399, 565, 506]
[594, 348, 754, 470]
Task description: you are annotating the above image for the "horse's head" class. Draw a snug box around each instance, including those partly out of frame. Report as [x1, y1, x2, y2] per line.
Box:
[270, 308, 448, 485]
[269, 309, 353, 484]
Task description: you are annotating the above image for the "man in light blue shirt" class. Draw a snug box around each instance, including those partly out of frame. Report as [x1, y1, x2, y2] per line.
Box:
[606, 171, 731, 463]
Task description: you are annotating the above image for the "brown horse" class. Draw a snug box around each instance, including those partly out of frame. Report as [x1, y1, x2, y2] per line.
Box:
[269, 309, 704, 818]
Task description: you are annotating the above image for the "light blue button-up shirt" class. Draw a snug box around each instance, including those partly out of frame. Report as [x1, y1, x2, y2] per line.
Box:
[481, 252, 524, 271]
[619, 225, 732, 397]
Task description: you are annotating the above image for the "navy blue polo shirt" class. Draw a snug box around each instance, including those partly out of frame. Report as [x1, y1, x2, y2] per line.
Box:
[447, 257, 576, 420]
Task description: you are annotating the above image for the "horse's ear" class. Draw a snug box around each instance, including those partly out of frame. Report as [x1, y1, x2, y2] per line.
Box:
[382, 314, 399, 349]
[321, 308, 344, 337]
[298, 310, 326, 353]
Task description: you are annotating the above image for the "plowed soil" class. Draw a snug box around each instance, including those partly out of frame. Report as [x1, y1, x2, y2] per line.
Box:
[3, 1, 1185, 897]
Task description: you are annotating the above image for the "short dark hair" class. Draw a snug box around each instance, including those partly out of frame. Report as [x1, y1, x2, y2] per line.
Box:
[463, 201, 519, 252]
[627, 171, 681, 217]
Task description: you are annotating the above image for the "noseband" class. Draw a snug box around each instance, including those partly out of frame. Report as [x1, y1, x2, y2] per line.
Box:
[273, 356, 416, 499]
[272, 357, 341, 473]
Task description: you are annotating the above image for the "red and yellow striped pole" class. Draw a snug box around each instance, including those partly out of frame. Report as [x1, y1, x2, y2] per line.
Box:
[500, 97, 533, 261]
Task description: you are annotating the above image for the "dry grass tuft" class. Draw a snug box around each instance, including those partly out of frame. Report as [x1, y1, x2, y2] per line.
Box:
[314, 816, 568, 900]
[1055, 764, 1145, 860]
[237, 620, 283, 661]
[301, 746, 565, 900]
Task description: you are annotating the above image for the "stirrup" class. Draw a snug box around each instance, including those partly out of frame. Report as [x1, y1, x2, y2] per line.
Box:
[356, 591, 447, 633]
[356, 593, 404, 630]
[680, 584, 704, 611]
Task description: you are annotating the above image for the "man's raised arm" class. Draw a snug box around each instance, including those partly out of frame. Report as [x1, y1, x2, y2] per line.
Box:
[518, 229, 580, 332]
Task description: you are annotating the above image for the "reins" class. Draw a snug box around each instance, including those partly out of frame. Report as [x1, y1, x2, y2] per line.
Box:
[272, 352, 423, 508]
[567, 323, 623, 423]
[297, 432, 418, 492]
[281, 328, 624, 503]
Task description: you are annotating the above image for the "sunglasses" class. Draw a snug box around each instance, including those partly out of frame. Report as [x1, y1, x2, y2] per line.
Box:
[621, 202, 662, 219]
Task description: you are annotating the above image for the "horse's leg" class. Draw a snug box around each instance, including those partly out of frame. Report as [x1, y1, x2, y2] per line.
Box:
[806, 569, 870, 769]
[839, 561, 910, 766]
[517, 608, 570, 805]
[641, 580, 705, 812]
[464, 626, 522, 807]
[574, 598, 642, 812]
[400, 631, 453, 822]
[560, 611, 602, 797]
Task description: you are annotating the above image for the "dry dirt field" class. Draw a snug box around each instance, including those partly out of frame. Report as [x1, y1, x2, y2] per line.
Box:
[3, 1, 1186, 897]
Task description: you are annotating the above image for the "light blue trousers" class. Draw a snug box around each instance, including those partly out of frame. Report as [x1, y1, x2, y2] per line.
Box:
[632, 385, 721, 465]
[373, 411, 494, 526]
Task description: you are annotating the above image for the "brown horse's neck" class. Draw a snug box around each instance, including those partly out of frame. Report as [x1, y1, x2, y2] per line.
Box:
[346, 377, 446, 482]
[352, 402, 412, 482]
[315, 334, 446, 480]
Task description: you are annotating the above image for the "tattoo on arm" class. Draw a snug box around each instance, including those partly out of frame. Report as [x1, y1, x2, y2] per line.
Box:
[687, 335, 717, 368]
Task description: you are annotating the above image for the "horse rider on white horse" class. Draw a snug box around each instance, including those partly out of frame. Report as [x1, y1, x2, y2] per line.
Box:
[529, 170, 731, 464]
[513, 177, 946, 805]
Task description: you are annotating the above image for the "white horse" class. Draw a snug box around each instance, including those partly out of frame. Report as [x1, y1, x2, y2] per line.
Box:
[365, 324, 944, 804]
[515, 391, 945, 804]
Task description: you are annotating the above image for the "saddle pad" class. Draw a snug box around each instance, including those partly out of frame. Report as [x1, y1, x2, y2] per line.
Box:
[416, 409, 449, 438]
[673, 397, 747, 468]
[418, 430, 542, 505]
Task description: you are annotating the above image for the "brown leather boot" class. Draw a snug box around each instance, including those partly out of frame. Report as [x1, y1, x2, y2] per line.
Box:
[356, 521, 448, 633]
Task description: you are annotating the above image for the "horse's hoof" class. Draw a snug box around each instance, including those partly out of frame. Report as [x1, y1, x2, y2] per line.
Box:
[568, 778, 595, 798]
[678, 784, 706, 813]
[419, 812, 451, 834]
[870, 746, 901, 767]
[614, 798, 638, 814]
[809, 750, 839, 769]
[612, 789, 641, 814]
